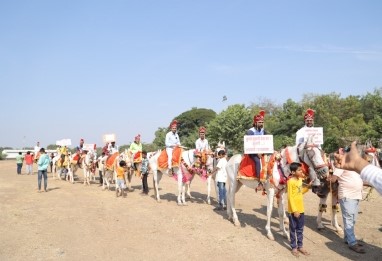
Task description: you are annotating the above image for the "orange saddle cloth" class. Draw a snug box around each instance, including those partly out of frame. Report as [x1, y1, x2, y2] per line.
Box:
[105, 152, 119, 170]
[238, 154, 266, 181]
[133, 151, 142, 163]
[158, 147, 182, 170]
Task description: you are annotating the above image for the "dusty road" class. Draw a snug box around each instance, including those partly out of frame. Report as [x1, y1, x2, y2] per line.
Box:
[1, 160, 381, 260]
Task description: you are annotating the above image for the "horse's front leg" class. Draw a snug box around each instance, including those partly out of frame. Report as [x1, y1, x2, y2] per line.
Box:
[278, 190, 289, 240]
[177, 172, 184, 206]
[206, 175, 212, 204]
[317, 197, 328, 230]
[331, 196, 343, 234]
[153, 171, 161, 202]
[265, 186, 276, 240]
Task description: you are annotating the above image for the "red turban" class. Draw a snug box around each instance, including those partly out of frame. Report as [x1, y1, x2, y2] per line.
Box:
[170, 120, 178, 128]
[199, 126, 206, 133]
[253, 110, 265, 124]
[304, 109, 315, 120]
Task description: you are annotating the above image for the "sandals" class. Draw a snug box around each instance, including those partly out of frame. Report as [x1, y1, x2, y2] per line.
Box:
[298, 248, 310, 256]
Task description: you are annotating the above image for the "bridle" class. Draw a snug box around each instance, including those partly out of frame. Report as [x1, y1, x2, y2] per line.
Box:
[298, 143, 328, 179]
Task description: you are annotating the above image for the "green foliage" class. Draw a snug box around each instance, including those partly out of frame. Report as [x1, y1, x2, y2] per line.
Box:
[207, 104, 252, 153]
[152, 127, 167, 149]
[47, 144, 57, 150]
[176, 108, 217, 139]
[149, 88, 382, 155]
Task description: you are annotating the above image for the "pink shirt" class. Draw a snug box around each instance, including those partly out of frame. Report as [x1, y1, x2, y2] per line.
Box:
[24, 154, 34, 165]
[333, 168, 363, 200]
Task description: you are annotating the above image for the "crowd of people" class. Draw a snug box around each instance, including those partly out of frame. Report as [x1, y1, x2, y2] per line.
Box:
[12, 109, 382, 256]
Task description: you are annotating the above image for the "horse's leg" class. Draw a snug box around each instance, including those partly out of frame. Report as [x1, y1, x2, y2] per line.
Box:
[153, 170, 161, 202]
[331, 191, 343, 234]
[227, 179, 242, 226]
[181, 182, 187, 205]
[206, 175, 212, 204]
[278, 190, 289, 240]
[317, 197, 328, 230]
[265, 186, 276, 240]
[177, 171, 183, 206]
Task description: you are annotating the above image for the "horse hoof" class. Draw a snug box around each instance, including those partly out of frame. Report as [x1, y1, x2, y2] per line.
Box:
[233, 220, 240, 226]
[267, 234, 275, 241]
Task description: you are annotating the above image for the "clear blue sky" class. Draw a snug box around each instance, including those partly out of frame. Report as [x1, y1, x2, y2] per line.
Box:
[1, 0, 381, 149]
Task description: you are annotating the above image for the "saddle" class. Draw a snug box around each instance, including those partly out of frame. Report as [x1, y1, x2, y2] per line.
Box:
[157, 147, 182, 170]
[133, 151, 142, 163]
[105, 152, 119, 170]
[237, 154, 267, 181]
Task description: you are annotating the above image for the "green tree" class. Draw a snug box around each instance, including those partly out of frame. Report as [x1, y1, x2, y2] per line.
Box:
[207, 104, 252, 153]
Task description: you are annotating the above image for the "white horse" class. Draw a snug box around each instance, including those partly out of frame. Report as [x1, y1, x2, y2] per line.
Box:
[184, 150, 217, 204]
[149, 148, 194, 205]
[120, 150, 137, 191]
[226, 138, 329, 240]
[81, 151, 96, 186]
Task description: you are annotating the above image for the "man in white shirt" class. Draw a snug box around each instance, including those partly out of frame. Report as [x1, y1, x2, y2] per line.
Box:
[165, 120, 181, 171]
[195, 126, 210, 152]
[296, 109, 321, 187]
[296, 108, 315, 145]
[330, 148, 365, 254]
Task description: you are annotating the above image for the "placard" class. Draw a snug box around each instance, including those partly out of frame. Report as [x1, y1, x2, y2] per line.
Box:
[56, 139, 72, 146]
[244, 135, 274, 154]
[304, 127, 323, 145]
[103, 134, 116, 143]
[83, 143, 96, 151]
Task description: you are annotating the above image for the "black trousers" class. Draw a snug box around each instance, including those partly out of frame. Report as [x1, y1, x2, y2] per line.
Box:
[142, 173, 148, 193]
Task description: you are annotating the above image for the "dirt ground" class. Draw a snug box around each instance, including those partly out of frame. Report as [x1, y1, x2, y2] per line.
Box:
[1, 160, 381, 261]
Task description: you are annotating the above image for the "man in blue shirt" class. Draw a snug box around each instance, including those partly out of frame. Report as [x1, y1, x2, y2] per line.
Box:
[247, 110, 267, 187]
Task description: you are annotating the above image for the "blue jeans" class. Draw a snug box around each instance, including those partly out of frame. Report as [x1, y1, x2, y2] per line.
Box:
[249, 154, 261, 179]
[217, 182, 226, 206]
[38, 169, 48, 191]
[17, 163, 23, 174]
[289, 213, 305, 249]
[339, 198, 359, 246]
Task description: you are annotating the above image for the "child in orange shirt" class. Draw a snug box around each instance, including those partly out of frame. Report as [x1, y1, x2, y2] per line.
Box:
[115, 160, 127, 198]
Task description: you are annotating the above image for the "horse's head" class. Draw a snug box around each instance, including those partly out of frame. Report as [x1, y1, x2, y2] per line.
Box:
[299, 137, 329, 180]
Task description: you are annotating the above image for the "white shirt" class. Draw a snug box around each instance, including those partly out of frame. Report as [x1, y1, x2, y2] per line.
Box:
[108, 144, 119, 154]
[165, 131, 180, 148]
[215, 157, 228, 183]
[360, 164, 382, 196]
[333, 168, 363, 200]
[195, 138, 209, 151]
[34, 145, 41, 155]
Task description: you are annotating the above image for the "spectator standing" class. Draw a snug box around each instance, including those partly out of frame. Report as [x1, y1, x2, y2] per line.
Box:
[24, 151, 34, 175]
[16, 152, 24, 175]
[140, 151, 150, 195]
[37, 148, 50, 192]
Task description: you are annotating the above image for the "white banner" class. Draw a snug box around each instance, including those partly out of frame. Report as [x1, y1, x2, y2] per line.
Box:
[304, 127, 323, 145]
[103, 134, 116, 143]
[244, 135, 274, 154]
[56, 139, 72, 146]
[82, 143, 96, 151]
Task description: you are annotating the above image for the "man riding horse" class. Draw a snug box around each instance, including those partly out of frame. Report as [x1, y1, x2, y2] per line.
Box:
[296, 108, 321, 188]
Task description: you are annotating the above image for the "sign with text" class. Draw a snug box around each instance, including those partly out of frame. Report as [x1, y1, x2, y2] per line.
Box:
[304, 127, 323, 145]
[56, 139, 72, 146]
[83, 143, 96, 151]
[103, 134, 116, 143]
[244, 135, 274, 154]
